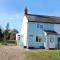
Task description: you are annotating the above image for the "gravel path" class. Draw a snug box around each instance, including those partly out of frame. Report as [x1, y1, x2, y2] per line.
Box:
[0, 46, 26, 60]
[0, 46, 58, 60]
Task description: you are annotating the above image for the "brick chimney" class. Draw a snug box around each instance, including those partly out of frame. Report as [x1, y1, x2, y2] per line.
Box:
[24, 8, 28, 15]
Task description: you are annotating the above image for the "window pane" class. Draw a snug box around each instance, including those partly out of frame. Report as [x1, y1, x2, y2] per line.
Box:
[40, 25, 43, 28]
[39, 38, 41, 42]
[37, 24, 39, 28]
[58, 38, 60, 42]
[29, 35, 33, 37]
[50, 37, 54, 43]
[36, 36, 38, 42]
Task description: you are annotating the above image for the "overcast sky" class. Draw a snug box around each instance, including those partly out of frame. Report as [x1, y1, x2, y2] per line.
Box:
[0, 0, 60, 32]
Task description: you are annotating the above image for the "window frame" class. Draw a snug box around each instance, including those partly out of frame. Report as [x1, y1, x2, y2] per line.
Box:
[37, 24, 39, 28]
[40, 25, 43, 29]
[37, 24, 43, 29]
[50, 37, 54, 43]
[36, 36, 38, 42]
[36, 36, 42, 42]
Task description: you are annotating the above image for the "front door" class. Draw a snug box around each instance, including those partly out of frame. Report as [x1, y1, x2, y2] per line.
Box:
[58, 37, 60, 48]
[49, 37, 55, 48]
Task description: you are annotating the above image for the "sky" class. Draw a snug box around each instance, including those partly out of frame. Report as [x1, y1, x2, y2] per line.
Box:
[0, 0, 60, 32]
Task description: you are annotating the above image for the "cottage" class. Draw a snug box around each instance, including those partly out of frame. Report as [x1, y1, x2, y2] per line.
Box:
[16, 8, 60, 49]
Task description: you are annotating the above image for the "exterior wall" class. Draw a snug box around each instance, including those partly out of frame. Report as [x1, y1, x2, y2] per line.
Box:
[20, 16, 28, 47]
[44, 34, 60, 49]
[20, 16, 60, 49]
[54, 24, 60, 34]
[42, 23, 54, 30]
[27, 22, 54, 48]
[35, 22, 54, 30]
[57, 35, 60, 48]
[27, 30, 45, 48]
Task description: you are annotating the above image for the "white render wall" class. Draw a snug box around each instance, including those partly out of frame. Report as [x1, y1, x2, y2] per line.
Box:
[20, 15, 60, 48]
[20, 16, 28, 46]
[27, 22, 54, 48]
[54, 24, 60, 34]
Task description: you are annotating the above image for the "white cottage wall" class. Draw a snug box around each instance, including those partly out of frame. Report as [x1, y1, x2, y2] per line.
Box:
[27, 22, 54, 48]
[21, 16, 28, 47]
[54, 24, 60, 34]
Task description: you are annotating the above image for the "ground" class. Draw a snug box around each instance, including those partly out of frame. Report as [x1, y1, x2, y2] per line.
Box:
[0, 46, 26, 60]
[0, 46, 60, 60]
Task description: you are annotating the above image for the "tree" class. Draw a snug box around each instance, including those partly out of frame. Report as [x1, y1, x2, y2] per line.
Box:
[10, 29, 19, 40]
[3, 23, 10, 44]
[6, 22, 9, 31]
[0, 28, 4, 41]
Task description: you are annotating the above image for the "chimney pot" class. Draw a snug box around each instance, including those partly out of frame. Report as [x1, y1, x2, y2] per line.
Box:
[24, 8, 28, 15]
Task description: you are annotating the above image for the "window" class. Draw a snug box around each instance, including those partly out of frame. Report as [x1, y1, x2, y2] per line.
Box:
[18, 35, 20, 36]
[29, 35, 33, 37]
[37, 24, 43, 29]
[58, 38, 60, 42]
[36, 36, 42, 42]
[39, 38, 41, 42]
[18, 36, 20, 40]
[50, 37, 54, 43]
[37, 24, 39, 28]
[40, 25, 43, 28]
[36, 36, 38, 42]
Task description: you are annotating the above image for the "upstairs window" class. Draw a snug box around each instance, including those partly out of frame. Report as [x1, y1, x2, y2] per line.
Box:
[40, 25, 43, 28]
[37, 24, 39, 28]
[37, 24, 43, 29]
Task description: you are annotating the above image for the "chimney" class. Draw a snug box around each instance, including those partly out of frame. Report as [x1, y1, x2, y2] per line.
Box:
[24, 8, 28, 15]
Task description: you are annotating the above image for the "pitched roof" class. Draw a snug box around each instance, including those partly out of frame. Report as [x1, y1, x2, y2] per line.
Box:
[44, 30, 59, 35]
[26, 14, 60, 24]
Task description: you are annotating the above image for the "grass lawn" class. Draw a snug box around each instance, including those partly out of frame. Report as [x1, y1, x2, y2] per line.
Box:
[24, 50, 60, 60]
[0, 41, 4, 45]
[0, 41, 6, 47]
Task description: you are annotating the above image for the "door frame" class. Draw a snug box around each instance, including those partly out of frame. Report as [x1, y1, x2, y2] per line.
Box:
[48, 35, 55, 48]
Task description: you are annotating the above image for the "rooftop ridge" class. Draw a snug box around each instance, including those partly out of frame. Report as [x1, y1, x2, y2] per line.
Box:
[27, 14, 60, 19]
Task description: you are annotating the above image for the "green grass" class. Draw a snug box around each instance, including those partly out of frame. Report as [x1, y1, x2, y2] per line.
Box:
[0, 42, 5, 47]
[24, 50, 60, 60]
[0, 40, 16, 46]
[0, 41, 7, 46]
[0, 41, 4, 45]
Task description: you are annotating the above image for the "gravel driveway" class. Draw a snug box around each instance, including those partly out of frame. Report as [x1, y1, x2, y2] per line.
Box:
[0, 46, 26, 60]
